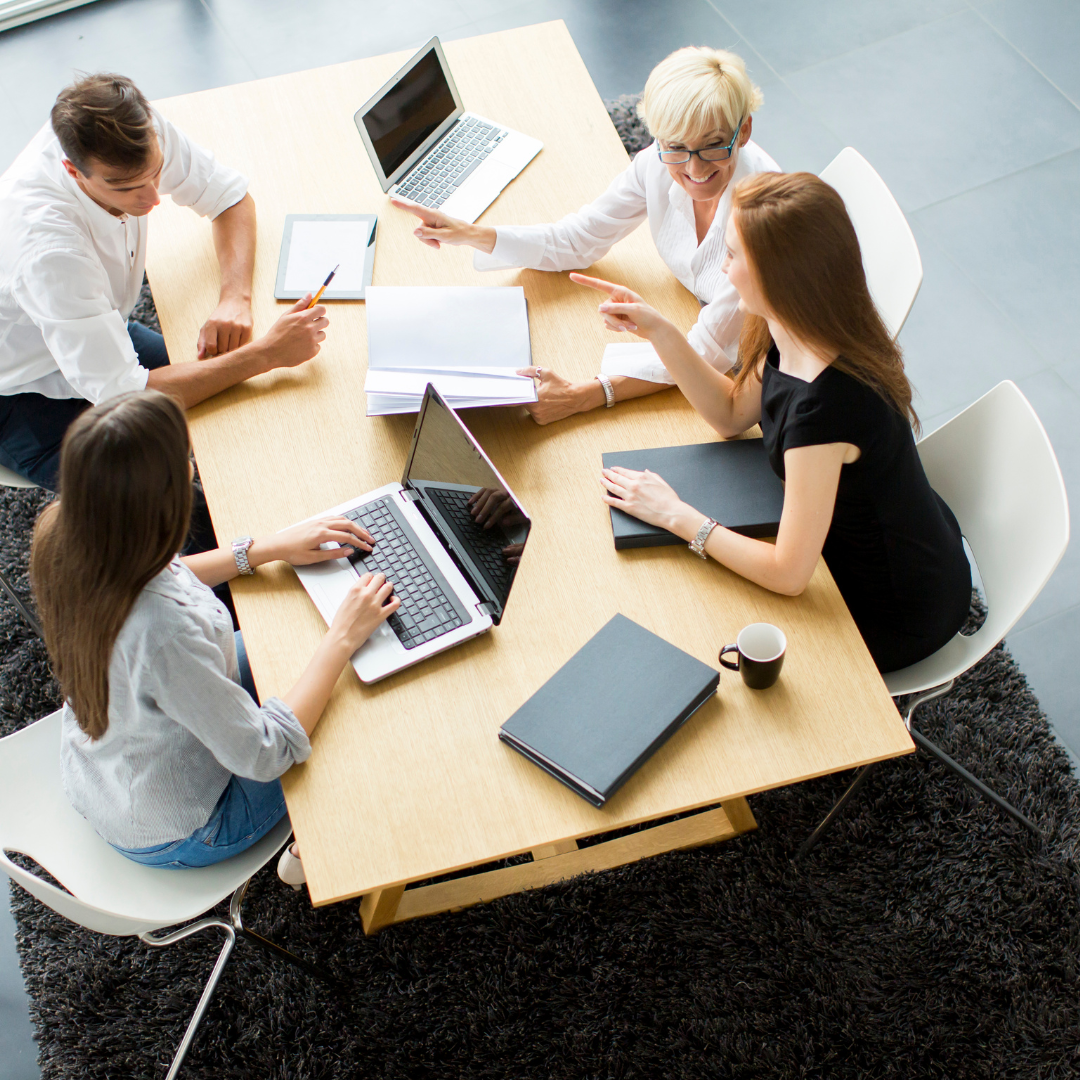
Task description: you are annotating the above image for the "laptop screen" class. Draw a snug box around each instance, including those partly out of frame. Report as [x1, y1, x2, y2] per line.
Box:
[361, 46, 457, 179]
[403, 386, 530, 624]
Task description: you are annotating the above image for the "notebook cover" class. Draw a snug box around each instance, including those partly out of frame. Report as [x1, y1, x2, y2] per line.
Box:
[498, 614, 719, 807]
[602, 439, 785, 550]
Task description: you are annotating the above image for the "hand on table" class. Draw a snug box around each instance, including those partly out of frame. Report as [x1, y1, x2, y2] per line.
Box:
[600, 466, 690, 531]
[516, 366, 603, 425]
[390, 197, 496, 253]
[258, 295, 329, 370]
[249, 517, 374, 568]
[331, 571, 400, 652]
[570, 273, 671, 340]
[197, 296, 254, 358]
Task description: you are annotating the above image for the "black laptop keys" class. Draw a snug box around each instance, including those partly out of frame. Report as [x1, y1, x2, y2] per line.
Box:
[343, 498, 466, 649]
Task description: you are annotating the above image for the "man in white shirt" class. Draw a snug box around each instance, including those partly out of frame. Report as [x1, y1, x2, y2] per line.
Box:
[0, 73, 328, 489]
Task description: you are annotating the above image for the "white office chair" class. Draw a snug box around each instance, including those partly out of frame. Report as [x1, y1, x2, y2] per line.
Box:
[820, 147, 923, 340]
[798, 381, 1070, 856]
[0, 710, 337, 1079]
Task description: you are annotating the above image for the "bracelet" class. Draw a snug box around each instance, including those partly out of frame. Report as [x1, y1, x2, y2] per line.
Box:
[595, 373, 615, 408]
[688, 517, 719, 559]
[231, 536, 256, 575]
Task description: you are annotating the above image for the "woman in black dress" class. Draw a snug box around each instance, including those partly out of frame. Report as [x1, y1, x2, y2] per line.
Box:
[575, 171, 971, 673]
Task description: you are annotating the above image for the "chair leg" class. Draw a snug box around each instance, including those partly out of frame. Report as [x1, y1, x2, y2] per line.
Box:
[908, 726, 1043, 840]
[0, 570, 43, 640]
[135, 862, 350, 1077]
[793, 763, 878, 863]
[139, 917, 236, 1080]
[904, 679, 1043, 840]
[229, 878, 345, 991]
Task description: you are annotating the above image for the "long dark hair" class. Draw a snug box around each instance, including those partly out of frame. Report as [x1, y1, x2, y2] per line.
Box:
[731, 172, 918, 431]
[31, 391, 192, 739]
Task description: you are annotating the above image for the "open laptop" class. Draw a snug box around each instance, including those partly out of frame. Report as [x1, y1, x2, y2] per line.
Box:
[292, 384, 531, 683]
[354, 36, 543, 223]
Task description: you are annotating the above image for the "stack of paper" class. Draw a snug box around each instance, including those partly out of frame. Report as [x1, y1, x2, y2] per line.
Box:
[364, 286, 537, 415]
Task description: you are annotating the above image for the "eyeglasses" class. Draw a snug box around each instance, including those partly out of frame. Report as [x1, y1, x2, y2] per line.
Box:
[657, 121, 744, 165]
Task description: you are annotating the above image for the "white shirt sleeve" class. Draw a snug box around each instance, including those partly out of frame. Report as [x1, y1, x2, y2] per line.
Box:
[150, 612, 311, 782]
[688, 280, 741, 373]
[155, 111, 249, 220]
[473, 147, 651, 272]
[12, 245, 149, 403]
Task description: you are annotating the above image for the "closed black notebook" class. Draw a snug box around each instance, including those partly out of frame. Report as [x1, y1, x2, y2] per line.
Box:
[499, 614, 719, 807]
[602, 438, 785, 550]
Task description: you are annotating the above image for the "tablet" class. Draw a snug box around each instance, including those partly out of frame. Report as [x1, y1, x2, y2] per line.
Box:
[274, 214, 377, 300]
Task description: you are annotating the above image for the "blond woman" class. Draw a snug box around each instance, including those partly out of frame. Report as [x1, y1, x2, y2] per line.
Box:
[394, 46, 779, 423]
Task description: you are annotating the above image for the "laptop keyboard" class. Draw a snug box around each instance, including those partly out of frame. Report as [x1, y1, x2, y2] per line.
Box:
[394, 116, 508, 208]
[426, 487, 512, 591]
[343, 497, 466, 650]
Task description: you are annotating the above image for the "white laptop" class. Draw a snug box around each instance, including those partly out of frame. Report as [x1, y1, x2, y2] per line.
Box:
[292, 385, 531, 683]
[354, 36, 543, 223]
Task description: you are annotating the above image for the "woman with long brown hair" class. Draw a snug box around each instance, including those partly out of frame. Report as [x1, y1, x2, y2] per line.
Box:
[32, 390, 398, 884]
[577, 171, 971, 673]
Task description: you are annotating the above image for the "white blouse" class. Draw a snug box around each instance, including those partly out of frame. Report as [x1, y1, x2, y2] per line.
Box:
[473, 139, 780, 380]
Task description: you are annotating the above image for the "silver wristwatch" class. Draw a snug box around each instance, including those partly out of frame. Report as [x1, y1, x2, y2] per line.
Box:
[689, 517, 719, 559]
[231, 536, 256, 575]
[595, 372, 616, 408]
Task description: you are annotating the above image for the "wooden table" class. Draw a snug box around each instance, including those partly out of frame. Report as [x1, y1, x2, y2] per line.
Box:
[147, 21, 913, 932]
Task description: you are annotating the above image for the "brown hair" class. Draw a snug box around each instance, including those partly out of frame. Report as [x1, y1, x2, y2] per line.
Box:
[50, 73, 155, 176]
[731, 172, 918, 431]
[31, 392, 192, 740]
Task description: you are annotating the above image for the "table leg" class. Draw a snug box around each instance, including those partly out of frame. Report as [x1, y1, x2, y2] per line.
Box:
[358, 800, 757, 932]
[359, 885, 405, 934]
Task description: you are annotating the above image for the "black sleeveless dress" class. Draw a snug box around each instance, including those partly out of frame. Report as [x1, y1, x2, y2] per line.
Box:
[759, 347, 971, 673]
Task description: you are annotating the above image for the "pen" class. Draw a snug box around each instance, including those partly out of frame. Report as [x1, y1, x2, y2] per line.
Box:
[307, 264, 339, 308]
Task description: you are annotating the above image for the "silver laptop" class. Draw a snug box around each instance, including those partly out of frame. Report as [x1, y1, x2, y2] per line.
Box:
[292, 384, 531, 683]
[354, 36, 543, 223]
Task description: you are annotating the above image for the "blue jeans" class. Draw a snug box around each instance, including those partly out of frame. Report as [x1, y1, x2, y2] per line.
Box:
[113, 632, 288, 869]
[0, 321, 169, 491]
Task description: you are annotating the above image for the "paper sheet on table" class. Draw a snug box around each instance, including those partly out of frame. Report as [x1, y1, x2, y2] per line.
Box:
[366, 286, 532, 370]
[364, 370, 536, 400]
[282, 219, 373, 293]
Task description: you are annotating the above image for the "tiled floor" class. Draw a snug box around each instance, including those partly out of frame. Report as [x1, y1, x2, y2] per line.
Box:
[2, 1, 1079, 1074]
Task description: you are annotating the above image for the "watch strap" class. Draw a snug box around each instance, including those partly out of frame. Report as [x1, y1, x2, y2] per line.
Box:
[595, 373, 615, 408]
[232, 536, 255, 575]
[689, 517, 719, 559]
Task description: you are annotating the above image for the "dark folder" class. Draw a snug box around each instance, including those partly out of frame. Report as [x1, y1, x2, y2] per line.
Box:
[602, 438, 784, 550]
[498, 614, 719, 808]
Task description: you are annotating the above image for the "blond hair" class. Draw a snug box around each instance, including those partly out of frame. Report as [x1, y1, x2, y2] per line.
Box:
[639, 47, 763, 146]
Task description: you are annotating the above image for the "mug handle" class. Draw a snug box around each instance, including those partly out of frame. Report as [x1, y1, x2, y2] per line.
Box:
[719, 644, 740, 671]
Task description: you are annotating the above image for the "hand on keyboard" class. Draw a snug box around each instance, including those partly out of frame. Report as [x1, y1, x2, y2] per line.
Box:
[252, 516, 374, 567]
[329, 571, 399, 654]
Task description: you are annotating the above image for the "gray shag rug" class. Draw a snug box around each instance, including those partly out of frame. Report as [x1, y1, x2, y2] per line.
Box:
[3, 98, 1080, 1080]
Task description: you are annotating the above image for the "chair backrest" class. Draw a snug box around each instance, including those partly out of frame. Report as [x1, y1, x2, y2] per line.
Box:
[883, 381, 1070, 695]
[0, 463, 37, 489]
[819, 147, 922, 339]
[0, 711, 292, 936]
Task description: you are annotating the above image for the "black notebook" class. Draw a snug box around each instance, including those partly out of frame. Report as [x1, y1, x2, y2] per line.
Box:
[499, 614, 719, 807]
[602, 438, 785, 550]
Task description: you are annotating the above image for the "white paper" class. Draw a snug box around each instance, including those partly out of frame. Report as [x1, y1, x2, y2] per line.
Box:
[282, 219, 373, 293]
[366, 286, 532, 370]
[364, 370, 536, 400]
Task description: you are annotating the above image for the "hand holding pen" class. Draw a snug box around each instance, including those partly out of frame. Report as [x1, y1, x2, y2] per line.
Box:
[307, 264, 339, 308]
